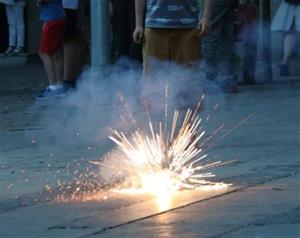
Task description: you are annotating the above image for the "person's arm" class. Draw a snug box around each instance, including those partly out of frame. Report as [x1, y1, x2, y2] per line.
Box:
[109, 1, 114, 17]
[132, 0, 146, 44]
[197, 0, 212, 36]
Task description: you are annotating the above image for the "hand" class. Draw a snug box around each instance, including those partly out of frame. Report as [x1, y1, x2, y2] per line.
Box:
[132, 26, 144, 44]
[36, 0, 44, 6]
[197, 17, 211, 37]
[109, 1, 114, 17]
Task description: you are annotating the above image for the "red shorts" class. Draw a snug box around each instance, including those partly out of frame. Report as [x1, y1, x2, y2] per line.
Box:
[39, 19, 67, 55]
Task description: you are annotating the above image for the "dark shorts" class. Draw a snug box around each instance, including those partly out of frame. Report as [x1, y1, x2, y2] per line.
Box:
[39, 19, 67, 55]
[65, 9, 78, 39]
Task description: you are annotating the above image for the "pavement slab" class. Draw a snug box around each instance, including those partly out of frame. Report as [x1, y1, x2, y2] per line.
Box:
[0, 64, 300, 237]
[88, 174, 299, 238]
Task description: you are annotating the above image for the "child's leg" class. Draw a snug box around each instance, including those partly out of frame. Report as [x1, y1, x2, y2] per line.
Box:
[5, 5, 16, 47]
[63, 35, 87, 83]
[282, 33, 296, 65]
[12, 5, 25, 48]
[39, 19, 66, 86]
[63, 38, 81, 82]
[39, 52, 57, 85]
[53, 50, 64, 84]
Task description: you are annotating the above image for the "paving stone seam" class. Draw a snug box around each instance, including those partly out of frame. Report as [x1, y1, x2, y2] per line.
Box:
[77, 172, 298, 238]
[1, 147, 299, 214]
[208, 206, 300, 238]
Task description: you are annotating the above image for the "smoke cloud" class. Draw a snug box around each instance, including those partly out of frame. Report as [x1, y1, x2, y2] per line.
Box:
[29, 58, 222, 148]
[24, 57, 230, 189]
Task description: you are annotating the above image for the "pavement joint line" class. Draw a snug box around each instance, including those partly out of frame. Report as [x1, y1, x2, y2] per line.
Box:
[215, 145, 300, 166]
[78, 172, 298, 238]
[1, 154, 299, 214]
[208, 206, 300, 238]
[0, 144, 36, 153]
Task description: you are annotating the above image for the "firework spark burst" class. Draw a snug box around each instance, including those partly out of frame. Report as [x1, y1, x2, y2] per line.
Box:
[53, 88, 238, 206]
[108, 95, 229, 206]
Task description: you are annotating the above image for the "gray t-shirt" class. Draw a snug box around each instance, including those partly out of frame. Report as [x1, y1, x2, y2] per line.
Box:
[145, 0, 200, 28]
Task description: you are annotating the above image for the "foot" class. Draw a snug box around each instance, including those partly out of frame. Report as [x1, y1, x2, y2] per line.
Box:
[63, 81, 77, 91]
[220, 78, 238, 94]
[222, 84, 238, 94]
[280, 64, 290, 76]
[3, 46, 16, 56]
[205, 72, 216, 81]
[12, 47, 25, 56]
[36, 86, 66, 100]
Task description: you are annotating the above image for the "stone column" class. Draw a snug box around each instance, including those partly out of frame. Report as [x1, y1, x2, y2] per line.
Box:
[90, 0, 111, 69]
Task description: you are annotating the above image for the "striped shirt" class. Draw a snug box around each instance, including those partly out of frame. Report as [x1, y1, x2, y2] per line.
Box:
[145, 0, 200, 28]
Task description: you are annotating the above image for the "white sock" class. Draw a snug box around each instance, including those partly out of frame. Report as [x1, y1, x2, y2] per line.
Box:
[49, 84, 63, 90]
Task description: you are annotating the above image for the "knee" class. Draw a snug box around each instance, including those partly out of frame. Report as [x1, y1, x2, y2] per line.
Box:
[52, 50, 62, 60]
[39, 52, 46, 59]
[39, 52, 52, 61]
[7, 22, 15, 27]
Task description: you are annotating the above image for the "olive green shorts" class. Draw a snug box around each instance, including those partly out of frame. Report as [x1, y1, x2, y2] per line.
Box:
[143, 28, 201, 75]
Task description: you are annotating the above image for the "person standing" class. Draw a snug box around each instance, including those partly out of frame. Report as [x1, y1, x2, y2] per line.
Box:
[111, 0, 142, 62]
[36, 0, 67, 100]
[271, 0, 300, 76]
[132, 0, 212, 77]
[202, 0, 238, 93]
[62, 0, 87, 89]
[0, 0, 26, 56]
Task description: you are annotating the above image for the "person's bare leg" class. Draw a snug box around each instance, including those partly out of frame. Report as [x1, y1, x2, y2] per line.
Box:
[53, 50, 64, 85]
[282, 33, 296, 65]
[63, 39, 77, 82]
[63, 36, 86, 82]
[39, 52, 57, 85]
[75, 35, 87, 75]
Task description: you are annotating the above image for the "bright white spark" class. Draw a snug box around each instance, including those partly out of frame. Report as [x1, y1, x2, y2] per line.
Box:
[109, 108, 228, 199]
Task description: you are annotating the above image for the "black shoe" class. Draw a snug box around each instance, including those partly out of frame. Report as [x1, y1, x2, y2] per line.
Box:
[63, 81, 77, 91]
[12, 47, 25, 56]
[280, 64, 290, 76]
[220, 77, 238, 94]
[221, 81, 238, 94]
[36, 86, 66, 100]
[3, 46, 16, 56]
[223, 85, 238, 94]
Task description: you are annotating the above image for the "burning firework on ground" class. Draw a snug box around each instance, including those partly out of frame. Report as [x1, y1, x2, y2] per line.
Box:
[107, 94, 229, 202]
[53, 85, 243, 207]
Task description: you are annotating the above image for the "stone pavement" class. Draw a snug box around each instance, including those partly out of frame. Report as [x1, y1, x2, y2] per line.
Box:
[0, 62, 299, 238]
